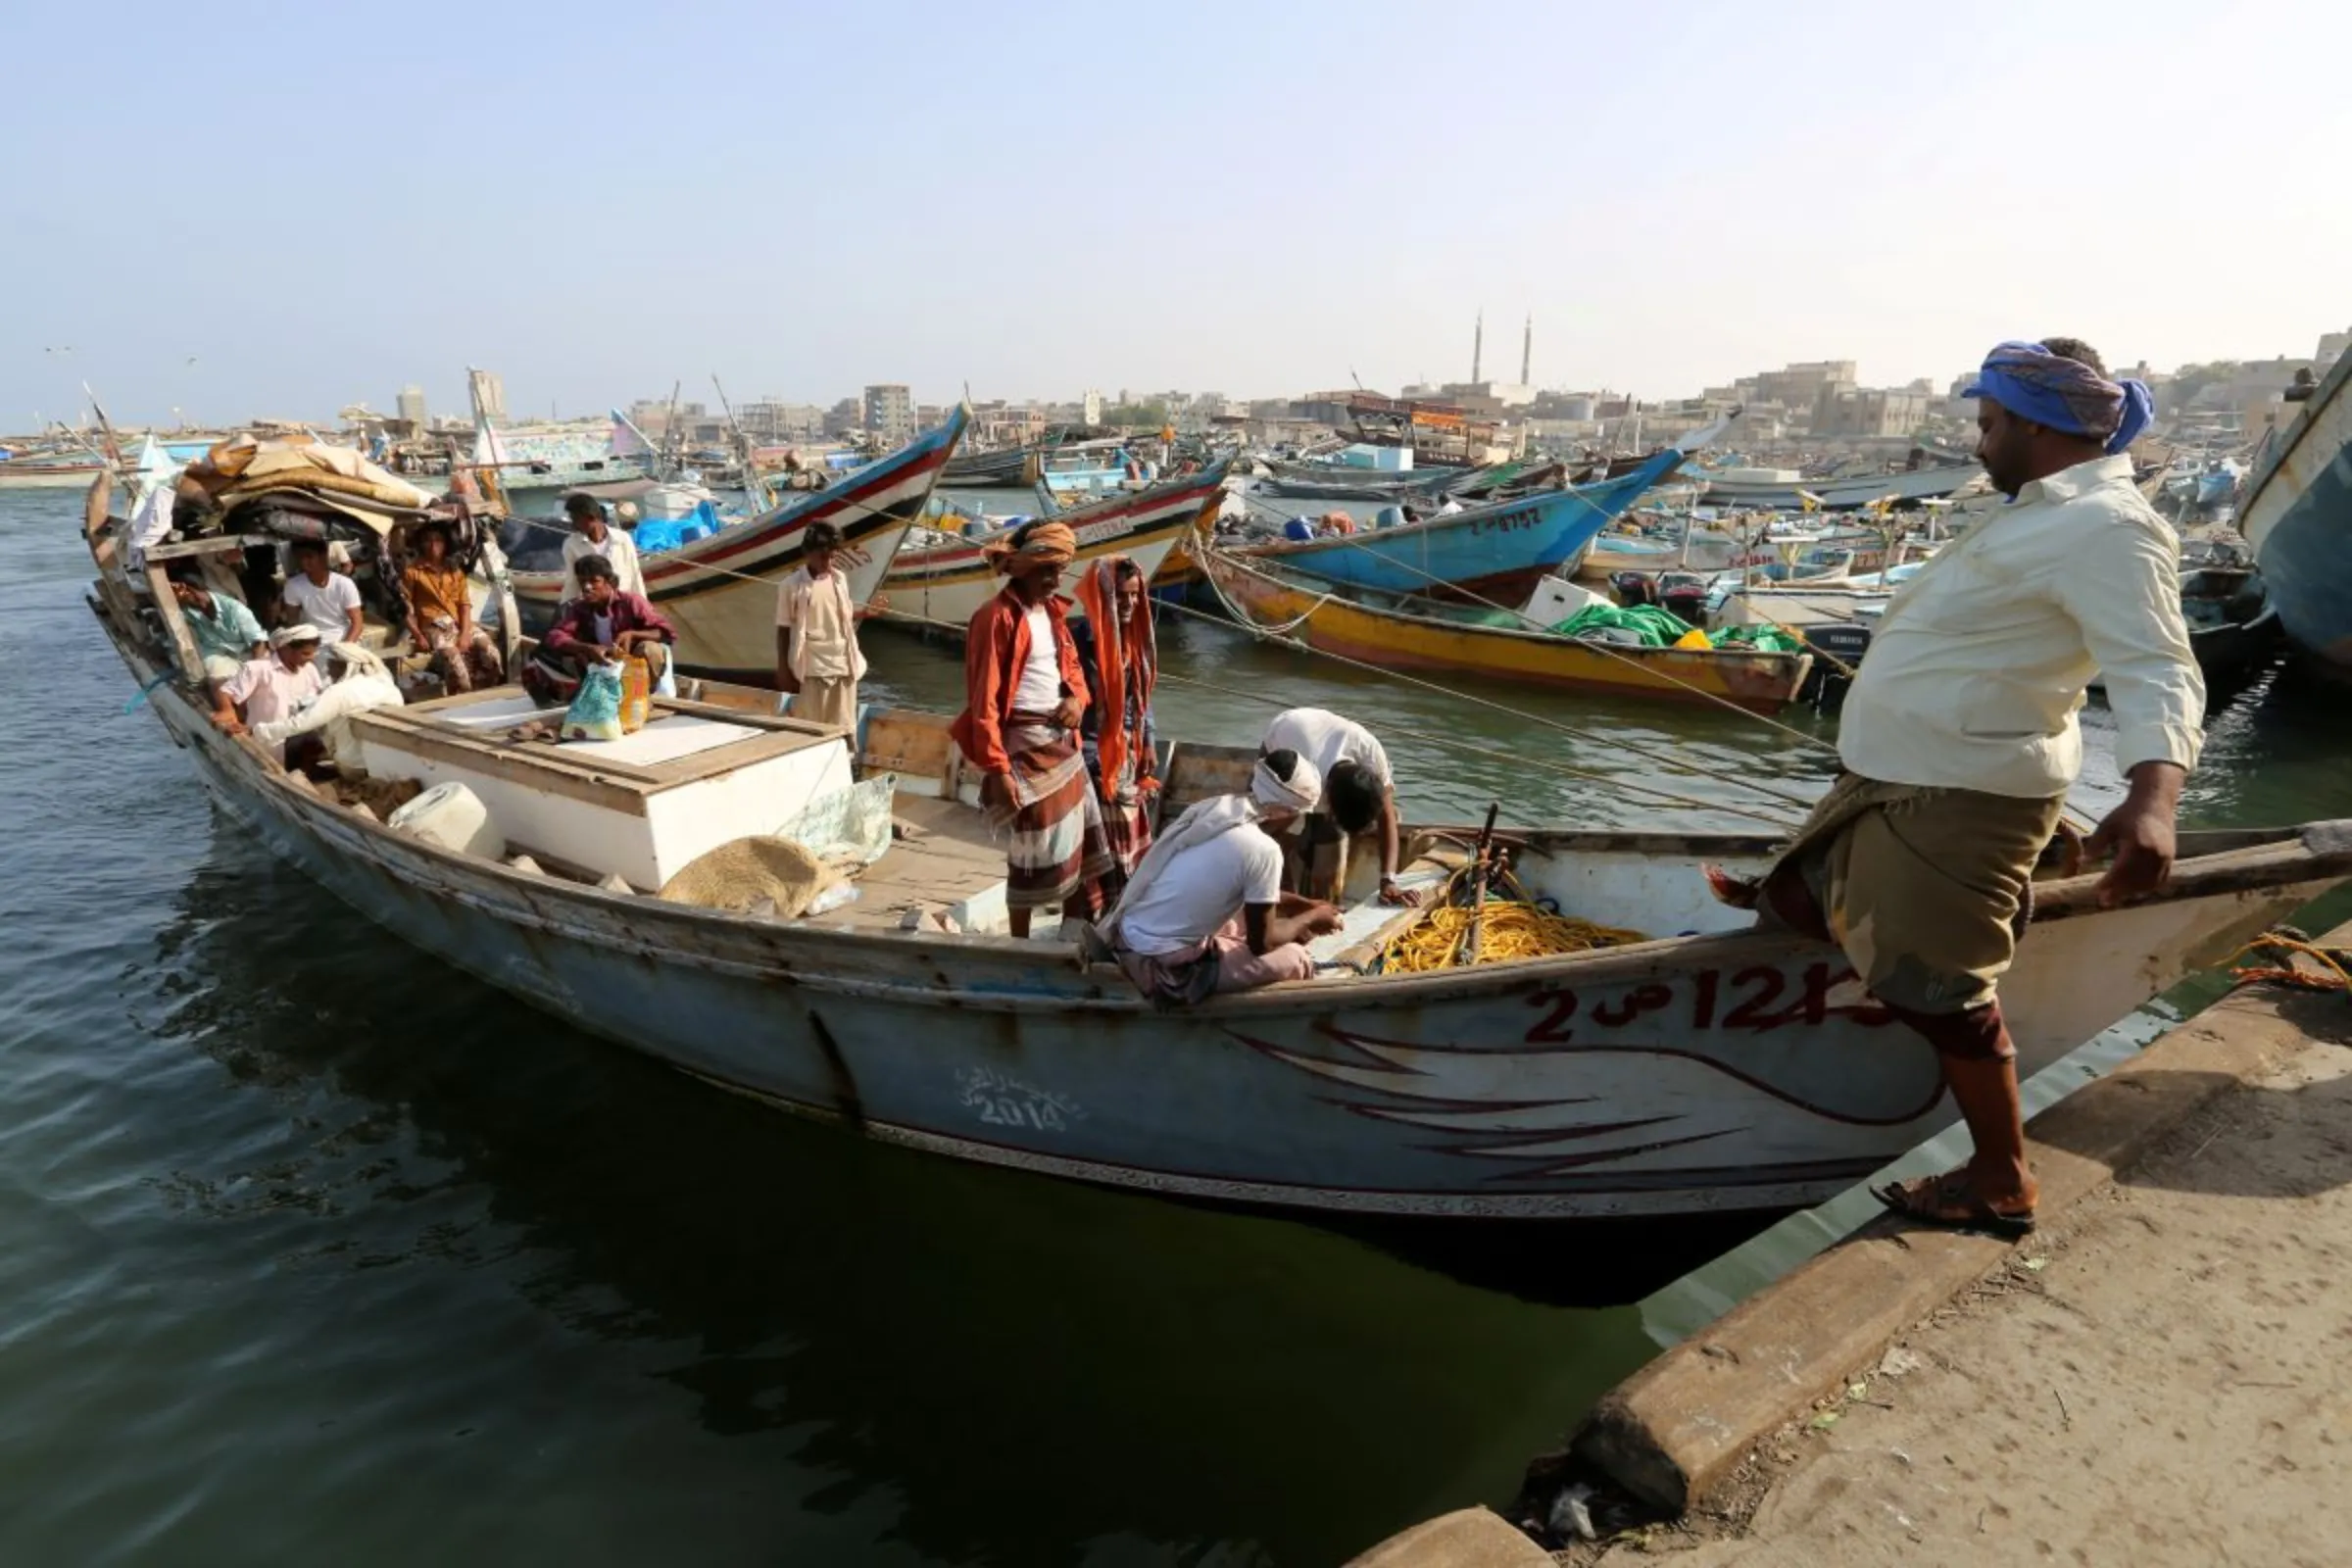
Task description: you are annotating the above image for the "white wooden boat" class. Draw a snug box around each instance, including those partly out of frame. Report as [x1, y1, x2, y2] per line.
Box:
[503, 410, 966, 679]
[878, 466, 1223, 632]
[84, 481, 2352, 1222]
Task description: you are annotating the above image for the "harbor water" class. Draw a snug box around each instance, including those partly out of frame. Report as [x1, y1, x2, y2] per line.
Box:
[5, 487, 2343, 1565]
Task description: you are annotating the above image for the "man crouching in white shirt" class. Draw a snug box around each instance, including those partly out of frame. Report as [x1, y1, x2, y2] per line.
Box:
[1096, 749, 1344, 1006]
[1754, 337, 2204, 1239]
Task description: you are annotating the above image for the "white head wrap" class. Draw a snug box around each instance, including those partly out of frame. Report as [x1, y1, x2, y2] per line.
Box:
[271, 624, 321, 649]
[1251, 750, 1321, 813]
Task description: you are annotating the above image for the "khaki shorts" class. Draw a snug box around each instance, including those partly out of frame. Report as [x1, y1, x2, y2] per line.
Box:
[1770, 774, 2064, 1016]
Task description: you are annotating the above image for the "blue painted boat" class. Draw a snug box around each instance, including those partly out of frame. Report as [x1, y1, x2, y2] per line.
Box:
[83, 564, 2352, 1220]
[2241, 351, 2352, 673]
[1234, 446, 1688, 605]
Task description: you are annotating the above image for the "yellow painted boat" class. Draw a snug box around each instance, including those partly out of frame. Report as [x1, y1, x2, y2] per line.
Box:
[1153, 527, 1206, 593]
[1200, 549, 1812, 713]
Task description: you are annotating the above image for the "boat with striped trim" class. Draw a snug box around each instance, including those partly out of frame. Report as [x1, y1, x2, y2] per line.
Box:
[79, 493, 2352, 1219]
[1234, 446, 1689, 605]
[505, 409, 967, 679]
[1199, 547, 1814, 712]
[877, 466, 1225, 632]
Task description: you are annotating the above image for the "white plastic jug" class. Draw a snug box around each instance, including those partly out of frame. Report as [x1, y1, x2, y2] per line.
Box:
[387, 781, 506, 859]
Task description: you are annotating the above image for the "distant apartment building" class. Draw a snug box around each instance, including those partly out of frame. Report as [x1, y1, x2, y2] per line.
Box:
[1737, 360, 1856, 413]
[973, 401, 1048, 447]
[861, 384, 915, 446]
[1530, 391, 1600, 422]
[823, 398, 862, 439]
[396, 385, 428, 427]
[1812, 384, 1931, 440]
[2317, 328, 2351, 369]
[734, 400, 828, 442]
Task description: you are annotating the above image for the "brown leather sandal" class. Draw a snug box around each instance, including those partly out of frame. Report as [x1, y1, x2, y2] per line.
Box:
[1873, 1171, 2036, 1239]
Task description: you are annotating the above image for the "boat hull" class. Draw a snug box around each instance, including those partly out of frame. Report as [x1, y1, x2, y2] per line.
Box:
[2242, 358, 2352, 673]
[1693, 464, 1981, 510]
[1202, 552, 1812, 712]
[507, 412, 965, 679]
[879, 470, 1222, 633]
[97, 633, 2347, 1220]
[1238, 450, 1684, 605]
[0, 464, 111, 489]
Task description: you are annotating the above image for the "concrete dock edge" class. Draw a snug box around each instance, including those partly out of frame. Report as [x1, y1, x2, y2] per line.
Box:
[1570, 926, 2349, 1515]
[1343, 1507, 1556, 1567]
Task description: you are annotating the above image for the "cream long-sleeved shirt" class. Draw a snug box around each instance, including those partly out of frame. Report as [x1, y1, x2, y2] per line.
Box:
[1838, 454, 2204, 800]
[561, 525, 646, 599]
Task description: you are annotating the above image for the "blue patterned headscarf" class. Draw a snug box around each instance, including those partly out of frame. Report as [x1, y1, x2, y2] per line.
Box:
[1963, 341, 2154, 455]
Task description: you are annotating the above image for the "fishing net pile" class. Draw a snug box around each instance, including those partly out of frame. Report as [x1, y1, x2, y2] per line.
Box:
[1547, 603, 1805, 654]
[1375, 860, 1646, 973]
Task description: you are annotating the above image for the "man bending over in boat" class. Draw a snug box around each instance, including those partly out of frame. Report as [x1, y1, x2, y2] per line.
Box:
[167, 566, 267, 690]
[1260, 707, 1414, 906]
[1096, 749, 1342, 1005]
[211, 624, 328, 769]
[949, 519, 1117, 940]
[1068, 556, 1159, 914]
[1750, 338, 2203, 1239]
[524, 555, 677, 704]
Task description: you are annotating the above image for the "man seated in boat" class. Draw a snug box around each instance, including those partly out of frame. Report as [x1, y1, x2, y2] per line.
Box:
[277, 540, 365, 646]
[1750, 338, 2203, 1239]
[562, 495, 645, 601]
[948, 519, 1116, 940]
[1068, 556, 1159, 909]
[523, 556, 677, 704]
[166, 565, 267, 690]
[773, 520, 866, 732]
[211, 624, 329, 768]
[400, 521, 504, 695]
[1259, 707, 1414, 906]
[1095, 749, 1342, 1005]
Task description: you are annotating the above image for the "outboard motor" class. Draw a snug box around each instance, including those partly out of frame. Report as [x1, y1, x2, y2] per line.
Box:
[1611, 571, 1654, 607]
[1657, 572, 1710, 626]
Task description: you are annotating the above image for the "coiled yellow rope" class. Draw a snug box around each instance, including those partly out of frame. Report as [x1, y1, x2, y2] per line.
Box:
[1376, 863, 1648, 973]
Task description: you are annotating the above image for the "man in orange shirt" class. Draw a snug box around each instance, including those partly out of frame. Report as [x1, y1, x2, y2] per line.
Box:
[949, 520, 1116, 940]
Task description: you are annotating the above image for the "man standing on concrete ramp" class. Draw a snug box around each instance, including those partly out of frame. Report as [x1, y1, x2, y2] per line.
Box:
[1761, 337, 2205, 1236]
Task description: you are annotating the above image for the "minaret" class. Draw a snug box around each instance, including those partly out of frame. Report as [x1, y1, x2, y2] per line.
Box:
[1521, 316, 1532, 385]
[1472, 310, 1484, 385]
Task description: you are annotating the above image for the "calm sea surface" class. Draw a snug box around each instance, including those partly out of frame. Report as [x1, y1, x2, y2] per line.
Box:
[4, 485, 2343, 1564]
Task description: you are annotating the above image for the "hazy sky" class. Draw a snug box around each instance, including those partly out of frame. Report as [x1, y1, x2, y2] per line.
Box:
[6, 0, 2347, 428]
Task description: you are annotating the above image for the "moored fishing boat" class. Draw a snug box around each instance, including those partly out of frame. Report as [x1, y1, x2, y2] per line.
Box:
[2240, 349, 2352, 674]
[2180, 563, 2285, 683]
[1254, 468, 1460, 504]
[1237, 446, 1690, 604]
[0, 447, 111, 488]
[1691, 462, 1984, 510]
[1580, 527, 1746, 578]
[81, 501, 2352, 1220]
[1200, 549, 1815, 712]
[505, 409, 966, 679]
[878, 466, 1223, 632]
